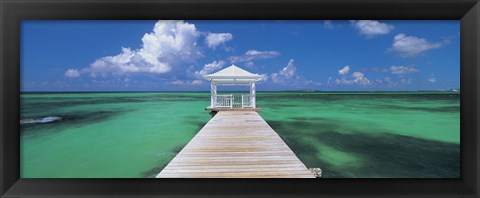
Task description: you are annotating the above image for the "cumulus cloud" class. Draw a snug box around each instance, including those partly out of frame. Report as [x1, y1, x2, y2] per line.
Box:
[205, 33, 233, 49]
[338, 66, 350, 75]
[65, 69, 80, 78]
[390, 33, 442, 57]
[335, 66, 371, 86]
[67, 20, 204, 78]
[352, 72, 371, 86]
[350, 20, 394, 37]
[271, 59, 298, 84]
[268, 59, 320, 86]
[194, 60, 225, 78]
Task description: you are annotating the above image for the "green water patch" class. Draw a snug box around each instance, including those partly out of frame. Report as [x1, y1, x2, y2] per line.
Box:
[318, 131, 459, 178]
[378, 104, 459, 113]
[140, 145, 185, 178]
[260, 92, 460, 144]
[266, 118, 460, 178]
[140, 121, 208, 178]
[20, 93, 212, 178]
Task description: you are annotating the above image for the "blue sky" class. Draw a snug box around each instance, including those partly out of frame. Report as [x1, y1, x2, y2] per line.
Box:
[21, 20, 460, 91]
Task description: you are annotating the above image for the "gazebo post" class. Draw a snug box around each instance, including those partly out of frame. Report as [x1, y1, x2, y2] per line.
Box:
[210, 82, 217, 108]
[251, 82, 256, 108]
[249, 83, 252, 108]
[213, 83, 217, 107]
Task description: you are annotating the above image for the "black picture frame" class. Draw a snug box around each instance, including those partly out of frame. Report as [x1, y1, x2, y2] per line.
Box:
[1, 0, 479, 197]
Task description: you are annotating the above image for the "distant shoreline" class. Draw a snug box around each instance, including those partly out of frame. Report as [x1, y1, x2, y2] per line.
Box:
[20, 90, 461, 94]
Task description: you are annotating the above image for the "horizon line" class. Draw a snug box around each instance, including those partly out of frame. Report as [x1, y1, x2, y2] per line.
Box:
[20, 90, 460, 93]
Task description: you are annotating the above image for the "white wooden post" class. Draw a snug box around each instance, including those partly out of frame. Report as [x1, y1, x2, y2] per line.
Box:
[211, 82, 217, 108]
[251, 82, 256, 108]
[249, 83, 252, 104]
[210, 82, 214, 107]
[213, 83, 217, 107]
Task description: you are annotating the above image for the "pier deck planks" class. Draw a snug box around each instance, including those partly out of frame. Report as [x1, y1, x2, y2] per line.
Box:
[156, 111, 314, 178]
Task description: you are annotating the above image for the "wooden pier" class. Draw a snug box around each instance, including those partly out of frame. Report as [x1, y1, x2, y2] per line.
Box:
[156, 111, 314, 178]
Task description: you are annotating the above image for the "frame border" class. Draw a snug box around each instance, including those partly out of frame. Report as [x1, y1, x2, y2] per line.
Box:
[1, 0, 479, 197]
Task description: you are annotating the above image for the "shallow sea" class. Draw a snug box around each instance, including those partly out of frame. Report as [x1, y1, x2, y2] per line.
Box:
[20, 92, 460, 178]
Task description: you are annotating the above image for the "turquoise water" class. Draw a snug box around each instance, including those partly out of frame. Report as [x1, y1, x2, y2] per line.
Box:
[20, 92, 460, 178]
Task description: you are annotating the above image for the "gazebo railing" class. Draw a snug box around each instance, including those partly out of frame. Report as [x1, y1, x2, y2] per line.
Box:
[242, 95, 253, 108]
[214, 94, 253, 108]
[215, 94, 233, 108]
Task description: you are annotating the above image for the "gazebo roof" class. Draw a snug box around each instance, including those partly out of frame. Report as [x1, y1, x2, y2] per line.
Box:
[204, 65, 263, 82]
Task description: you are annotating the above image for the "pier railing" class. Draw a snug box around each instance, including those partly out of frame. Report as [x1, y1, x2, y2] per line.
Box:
[215, 94, 253, 108]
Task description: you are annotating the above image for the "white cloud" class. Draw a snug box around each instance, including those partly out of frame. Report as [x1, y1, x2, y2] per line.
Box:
[350, 20, 394, 37]
[231, 50, 280, 64]
[338, 65, 350, 75]
[245, 50, 278, 57]
[428, 74, 437, 83]
[304, 80, 322, 86]
[191, 80, 204, 85]
[258, 73, 269, 83]
[335, 66, 371, 86]
[171, 80, 186, 85]
[374, 76, 415, 87]
[335, 78, 352, 85]
[65, 69, 80, 78]
[244, 50, 279, 60]
[389, 65, 419, 75]
[170, 80, 204, 86]
[205, 33, 233, 48]
[271, 59, 298, 83]
[194, 60, 225, 78]
[268, 59, 320, 86]
[352, 72, 371, 86]
[70, 20, 202, 78]
[390, 33, 442, 57]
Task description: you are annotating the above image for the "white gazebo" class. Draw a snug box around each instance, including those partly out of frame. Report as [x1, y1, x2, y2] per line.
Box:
[204, 64, 263, 110]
